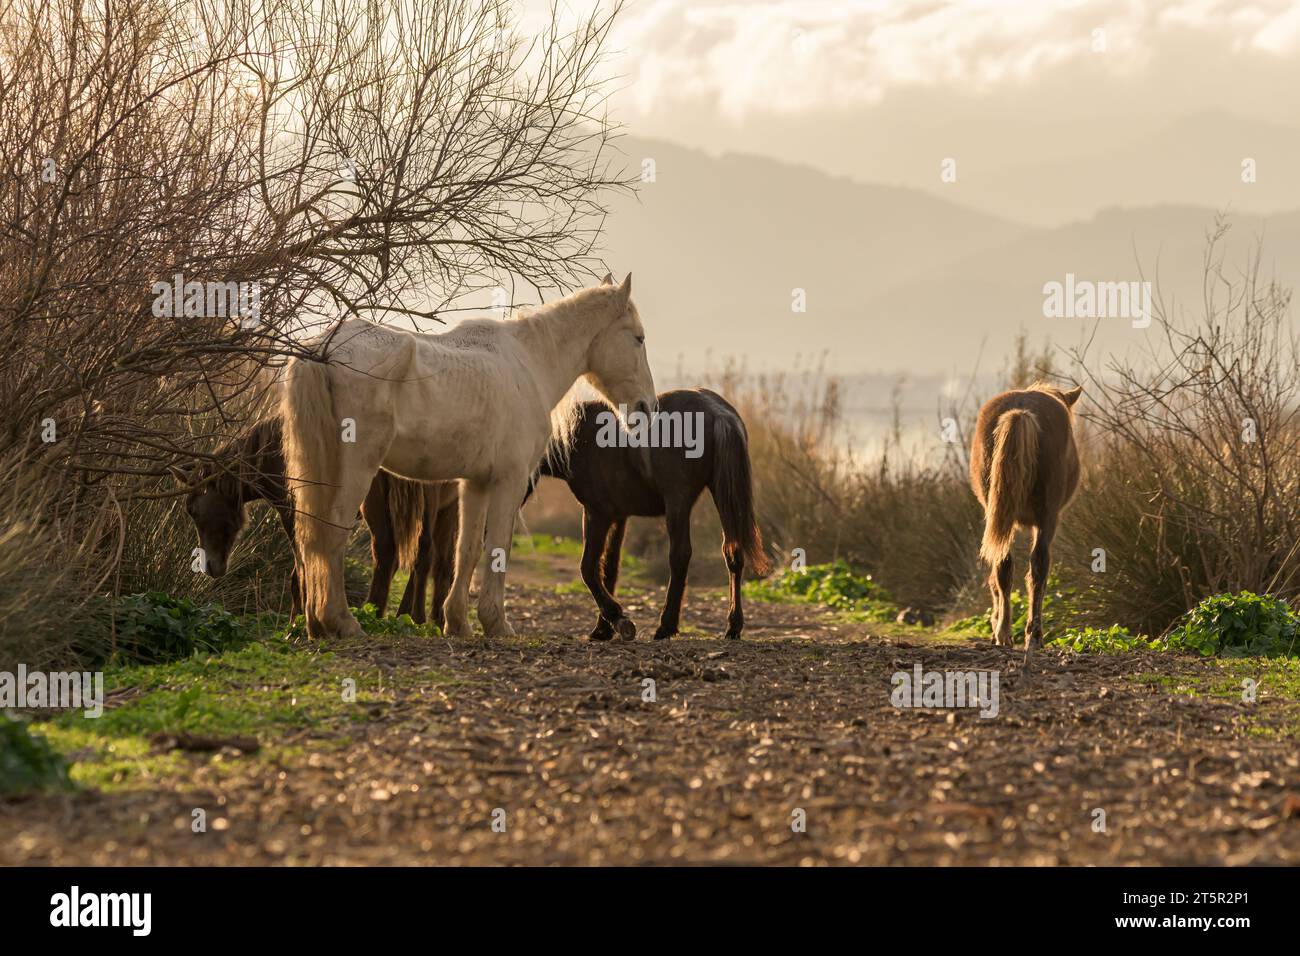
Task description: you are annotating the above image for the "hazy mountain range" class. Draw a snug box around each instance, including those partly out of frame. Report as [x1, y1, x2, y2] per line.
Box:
[600, 132, 1300, 383]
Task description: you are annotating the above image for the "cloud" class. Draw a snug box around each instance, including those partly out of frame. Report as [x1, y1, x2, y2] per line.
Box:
[601, 0, 1300, 120]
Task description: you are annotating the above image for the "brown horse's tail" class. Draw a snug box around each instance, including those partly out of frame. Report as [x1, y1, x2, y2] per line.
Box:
[378, 472, 426, 570]
[980, 408, 1039, 566]
[712, 415, 772, 576]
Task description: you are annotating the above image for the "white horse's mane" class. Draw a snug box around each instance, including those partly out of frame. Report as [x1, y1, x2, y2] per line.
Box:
[507, 288, 620, 472]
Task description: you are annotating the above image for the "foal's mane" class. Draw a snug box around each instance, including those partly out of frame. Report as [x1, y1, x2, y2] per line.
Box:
[543, 380, 600, 475]
[208, 416, 283, 491]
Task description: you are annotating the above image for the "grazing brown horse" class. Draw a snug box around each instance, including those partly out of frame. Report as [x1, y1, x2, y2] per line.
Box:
[173, 418, 458, 627]
[969, 382, 1082, 648]
[537, 388, 771, 641]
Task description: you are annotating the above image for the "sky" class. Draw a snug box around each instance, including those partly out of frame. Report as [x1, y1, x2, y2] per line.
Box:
[526, 0, 1300, 222]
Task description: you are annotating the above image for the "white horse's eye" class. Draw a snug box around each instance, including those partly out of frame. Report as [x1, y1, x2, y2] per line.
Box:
[635, 334, 645, 345]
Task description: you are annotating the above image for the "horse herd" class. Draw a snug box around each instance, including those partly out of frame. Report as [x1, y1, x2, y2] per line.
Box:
[173, 274, 1083, 650]
[174, 275, 771, 645]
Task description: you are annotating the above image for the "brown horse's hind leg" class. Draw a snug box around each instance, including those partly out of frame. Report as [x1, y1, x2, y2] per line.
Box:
[1025, 522, 1055, 648]
[723, 541, 744, 639]
[991, 554, 1014, 646]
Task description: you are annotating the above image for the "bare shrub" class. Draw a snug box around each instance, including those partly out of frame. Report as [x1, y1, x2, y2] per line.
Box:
[1060, 223, 1300, 634]
[0, 0, 629, 655]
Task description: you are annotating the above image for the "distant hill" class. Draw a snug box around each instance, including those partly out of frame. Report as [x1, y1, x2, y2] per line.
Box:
[600, 137, 1030, 375]
[975, 111, 1300, 227]
[598, 137, 1300, 379]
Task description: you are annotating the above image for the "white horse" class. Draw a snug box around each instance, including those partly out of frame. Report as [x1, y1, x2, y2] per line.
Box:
[281, 274, 656, 640]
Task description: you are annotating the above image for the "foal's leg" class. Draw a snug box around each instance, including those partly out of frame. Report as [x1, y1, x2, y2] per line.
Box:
[274, 504, 303, 619]
[990, 555, 1014, 646]
[653, 501, 694, 641]
[396, 507, 434, 623]
[476, 477, 525, 639]
[444, 480, 489, 639]
[1025, 522, 1055, 648]
[723, 541, 745, 640]
[363, 479, 398, 616]
[583, 513, 631, 641]
[430, 497, 458, 632]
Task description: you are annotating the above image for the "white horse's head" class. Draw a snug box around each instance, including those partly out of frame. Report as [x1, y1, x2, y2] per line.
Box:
[585, 273, 657, 421]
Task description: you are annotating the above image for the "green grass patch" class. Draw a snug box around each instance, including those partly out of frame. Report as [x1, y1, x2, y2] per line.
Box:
[31, 614, 457, 792]
[744, 559, 899, 622]
[1131, 657, 1300, 739]
[950, 582, 1066, 638]
[513, 533, 585, 559]
[284, 602, 440, 641]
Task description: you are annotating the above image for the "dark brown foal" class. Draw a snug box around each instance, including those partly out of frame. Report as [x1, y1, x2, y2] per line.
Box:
[538, 388, 771, 641]
[175, 418, 458, 627]
[969, 382, 1082, 648]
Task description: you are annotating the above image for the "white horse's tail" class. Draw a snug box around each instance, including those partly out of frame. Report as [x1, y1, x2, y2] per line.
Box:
[281, 355, 340, 597]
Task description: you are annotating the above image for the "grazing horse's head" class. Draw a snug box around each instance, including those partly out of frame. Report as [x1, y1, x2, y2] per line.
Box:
[171, 463, 246, 579]
[586, 273, 657, 423]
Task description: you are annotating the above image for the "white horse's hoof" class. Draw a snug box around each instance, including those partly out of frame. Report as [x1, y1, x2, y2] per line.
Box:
[481, 618, 516, 639]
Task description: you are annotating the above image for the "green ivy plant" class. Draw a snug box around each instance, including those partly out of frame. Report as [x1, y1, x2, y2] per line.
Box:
[113, 592, 257, 663]
[1165, 592, 1300, 657]
[1047, 624, 1155, 654]
[744, 559, 898, 621]
[0, 715, 70, 795]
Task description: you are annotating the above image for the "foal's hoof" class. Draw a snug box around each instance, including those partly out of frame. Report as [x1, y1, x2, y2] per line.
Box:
[614, 617, 636, 641]
[723, 628, 742, 640]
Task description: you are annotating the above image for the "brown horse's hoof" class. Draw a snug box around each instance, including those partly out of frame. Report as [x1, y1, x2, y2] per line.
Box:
[588, 624, 614, 642]
[614, 617, 637, 641]
[652, 626, 676, 641]
[724, 629, 742, 640]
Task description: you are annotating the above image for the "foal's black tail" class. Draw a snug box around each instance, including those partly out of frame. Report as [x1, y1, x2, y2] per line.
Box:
[711, 415, 772, 575]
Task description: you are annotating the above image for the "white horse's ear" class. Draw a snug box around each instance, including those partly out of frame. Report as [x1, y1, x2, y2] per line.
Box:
[619, 273, 632, 299]
[600, 272, 614, 286]
[1061, 385, 1083, 407]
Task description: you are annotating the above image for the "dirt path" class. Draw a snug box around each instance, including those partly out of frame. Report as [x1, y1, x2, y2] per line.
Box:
[4, 581, 1300, 865]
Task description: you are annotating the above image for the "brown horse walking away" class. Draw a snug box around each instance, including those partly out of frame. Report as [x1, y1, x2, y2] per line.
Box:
[969, 383, 1082, 648]
[173, 418, 458, 627]
[537, 388, 771, 641]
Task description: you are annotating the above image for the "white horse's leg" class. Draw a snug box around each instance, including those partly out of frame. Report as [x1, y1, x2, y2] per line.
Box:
[443, 480, 489, 639]
[311, 467, 375, 640]
[476, 477, 523, 639]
